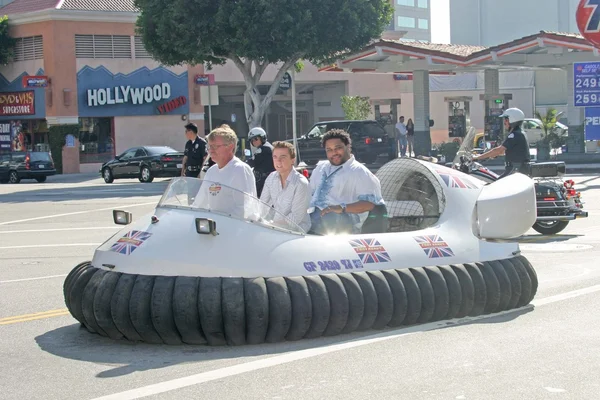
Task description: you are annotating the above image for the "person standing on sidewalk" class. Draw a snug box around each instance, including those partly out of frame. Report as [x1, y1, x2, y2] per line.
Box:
[406, 118, 415, 157]
[395, 116, 408, 157]
[181, 123, 207, 178]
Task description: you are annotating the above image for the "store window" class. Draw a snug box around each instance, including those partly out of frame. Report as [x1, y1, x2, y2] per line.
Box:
[397, 16, 416, 28]
[418, 0, 428, 8]
[397, 0, 415, 6]
[0, 119, 49, 152]
[79, 117, 114, 164]
[418, 18, 429, 29]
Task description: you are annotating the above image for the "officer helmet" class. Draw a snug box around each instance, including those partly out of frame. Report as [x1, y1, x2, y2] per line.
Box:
[248, 127, 267, 145]
[499, 108, 525, 131]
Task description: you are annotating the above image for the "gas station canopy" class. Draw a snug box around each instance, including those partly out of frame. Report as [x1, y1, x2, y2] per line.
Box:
[319, 31, 600, 73]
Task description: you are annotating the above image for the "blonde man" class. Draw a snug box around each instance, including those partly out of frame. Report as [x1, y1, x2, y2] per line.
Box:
[260, 141, 311, 232]
[193, 126, 257, 216]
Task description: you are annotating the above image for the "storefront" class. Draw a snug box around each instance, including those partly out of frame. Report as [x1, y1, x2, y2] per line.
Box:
[76, 65, 190, 166]
[0, 70, 48, 154]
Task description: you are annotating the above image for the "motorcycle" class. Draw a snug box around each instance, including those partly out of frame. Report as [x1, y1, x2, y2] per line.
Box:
[450, 128, 588, 235]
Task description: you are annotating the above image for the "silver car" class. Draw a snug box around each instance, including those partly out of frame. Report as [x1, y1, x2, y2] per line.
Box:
[522, 118, 568, 146]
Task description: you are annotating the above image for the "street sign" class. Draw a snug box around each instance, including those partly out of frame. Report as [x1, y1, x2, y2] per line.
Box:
[195, 74, 215, 85]
[584, 106, 600, 140]
[279, 72, 291, 91]
[573, 62, 600, 107]
[576, 0, 600, 48]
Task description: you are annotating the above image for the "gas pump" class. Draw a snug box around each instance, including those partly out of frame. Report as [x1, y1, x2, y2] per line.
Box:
[480, 94, 512, 149]
[444, 96, 472, 144]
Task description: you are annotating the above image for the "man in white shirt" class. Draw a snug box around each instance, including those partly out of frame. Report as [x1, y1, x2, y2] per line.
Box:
[260, 141, 311, 232]
[395, 116, 408, 157]
[193, 125, 257, 218]
[308, 129, 384, 235]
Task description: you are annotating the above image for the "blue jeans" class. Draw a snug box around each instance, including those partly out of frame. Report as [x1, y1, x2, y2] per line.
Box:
[399, 135, 408, 157]
[309, 210, 355, 235]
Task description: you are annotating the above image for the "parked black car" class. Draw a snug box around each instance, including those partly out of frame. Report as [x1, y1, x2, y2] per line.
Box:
[100, 146, 184, 183]
[293, 120, 389, 165]
[0, 151, 56, 183]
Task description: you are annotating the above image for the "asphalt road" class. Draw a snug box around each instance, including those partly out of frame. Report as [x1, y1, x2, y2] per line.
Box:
[0, 173, 599, 400]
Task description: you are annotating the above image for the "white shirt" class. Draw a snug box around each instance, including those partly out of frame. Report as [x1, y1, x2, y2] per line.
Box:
[396, 122, 407, 136]
[260, 169, 311, 232]
[309, 156, 384, 229]
[193, 157, 257, 218]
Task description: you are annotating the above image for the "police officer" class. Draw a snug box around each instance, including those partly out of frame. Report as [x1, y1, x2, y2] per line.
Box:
[181, 123, 207, 178]
[474, 107, 530, 179]
[246, 127, 275, 197]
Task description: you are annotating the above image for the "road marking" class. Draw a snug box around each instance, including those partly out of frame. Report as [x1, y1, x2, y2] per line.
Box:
[91, 283, 600, 400]
[0, 308, 69, 325]
[0, 243, 100, 250]
[0, 227, 118, 234]
[0, 201, 157, 226]
[0, 274, 68, 284]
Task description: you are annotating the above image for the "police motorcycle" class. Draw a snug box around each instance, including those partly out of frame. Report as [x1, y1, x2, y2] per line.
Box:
[451, 127, 588, 235]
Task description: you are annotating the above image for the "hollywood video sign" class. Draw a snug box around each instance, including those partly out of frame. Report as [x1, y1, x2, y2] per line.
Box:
[87, 83, 172, 107]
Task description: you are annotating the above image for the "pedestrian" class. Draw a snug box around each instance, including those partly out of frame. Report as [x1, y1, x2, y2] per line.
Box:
[396, 116, 408, 157]
[406, 118, 415, 157]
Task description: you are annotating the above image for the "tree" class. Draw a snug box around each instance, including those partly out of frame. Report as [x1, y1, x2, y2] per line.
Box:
[0, 16, 16, 65]
[534, 107, 566, 149]
[134, 0, 393, 129]
[341, 96, 372, 120]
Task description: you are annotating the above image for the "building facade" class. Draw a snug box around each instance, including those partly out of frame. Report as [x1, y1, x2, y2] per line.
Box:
[450, 0, 579, 47]
[392, 0, 431, 41]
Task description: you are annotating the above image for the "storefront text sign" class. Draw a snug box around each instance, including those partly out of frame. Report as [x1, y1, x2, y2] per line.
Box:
[87, 83, 172, 107]
[0, 123, 11, 150]
[0, 91, 35, 116]
[77, 66, 189, 117]
[22, 75, 49, 88]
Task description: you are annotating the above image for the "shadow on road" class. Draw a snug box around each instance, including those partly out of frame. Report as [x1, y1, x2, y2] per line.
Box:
[35, 304, 535, 379]
[515, 234, 583, 244]
[0, 181, 170, 203]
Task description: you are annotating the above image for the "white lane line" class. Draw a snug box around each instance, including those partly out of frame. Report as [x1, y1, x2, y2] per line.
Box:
[0, 227, 118, 234]
[0, 274, 68, 284]
[90, 284, 600, 400]
[0, 201, 156, 226]
[0, 243, 100, 250]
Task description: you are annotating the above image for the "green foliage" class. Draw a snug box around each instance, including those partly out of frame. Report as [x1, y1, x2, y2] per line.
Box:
[534, 107, 566, 148]
[340, 95, 372, 120]
[48, 125, 79, 174]
[134, 0, 392, 67]
[0, 15, 16, 65]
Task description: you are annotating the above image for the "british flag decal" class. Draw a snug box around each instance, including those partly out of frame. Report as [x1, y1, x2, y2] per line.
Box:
[433, 166, 478, 189]
[109, 230, 153, 255]
[413, 235, 455, 258]
[348, 238, 391, 264]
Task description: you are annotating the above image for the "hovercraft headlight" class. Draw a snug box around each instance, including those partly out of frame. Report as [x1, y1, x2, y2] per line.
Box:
[195, 218, 218, 236]
[113, 210, 132, 225]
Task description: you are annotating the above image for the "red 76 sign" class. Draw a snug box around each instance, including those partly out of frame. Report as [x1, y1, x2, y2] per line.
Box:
[577, 0, 600, 47]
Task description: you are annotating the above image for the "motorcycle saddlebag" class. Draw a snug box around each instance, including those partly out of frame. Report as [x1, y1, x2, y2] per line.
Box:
[529, 161, 566, 178]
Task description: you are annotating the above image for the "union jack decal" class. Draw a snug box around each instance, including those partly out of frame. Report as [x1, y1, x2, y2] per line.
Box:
[348, 238, 391, 264]
[109, 230, 152, 255]
[433, 166, 478, 189]
[413, 235, 455, 259]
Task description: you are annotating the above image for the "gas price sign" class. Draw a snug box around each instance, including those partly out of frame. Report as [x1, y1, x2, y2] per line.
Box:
[573, 62, 600, 107]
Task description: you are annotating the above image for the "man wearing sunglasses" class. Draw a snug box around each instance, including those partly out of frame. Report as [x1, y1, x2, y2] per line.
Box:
[474, 107, 531, 179]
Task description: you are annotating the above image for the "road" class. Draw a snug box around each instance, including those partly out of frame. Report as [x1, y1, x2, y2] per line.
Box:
[0, 173, 599, 400]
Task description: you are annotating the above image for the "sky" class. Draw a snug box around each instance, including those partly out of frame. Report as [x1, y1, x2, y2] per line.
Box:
[430, 0, 450, 44]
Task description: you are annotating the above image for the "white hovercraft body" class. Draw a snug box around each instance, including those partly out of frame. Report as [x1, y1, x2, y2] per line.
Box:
[92, 159, 537, 278]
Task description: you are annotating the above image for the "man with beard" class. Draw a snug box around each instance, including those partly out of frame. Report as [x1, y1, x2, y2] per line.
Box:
[308, 129, 384, 235]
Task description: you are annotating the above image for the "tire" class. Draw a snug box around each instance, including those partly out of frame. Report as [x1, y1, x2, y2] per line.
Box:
[35, 176, 47, 183]
[129, 275, 162, 344]
[93, 271, 123, 340]
[265, 277, 292, 343]
[139, 166, 154, 183]
[410, 267, 435, 324]
[102, 168, 114, 183]
[303, 275, 331, 338]
[244, 278, 269, 345]
[151, 276, 182, 345]
[338, 273, 365, 334]
[284, 276, 312, 341]
[8, 171, 20, 184]
[221, 277, 246, 346]
[173, 276, 206, 345]
[532, 221, 569, 235]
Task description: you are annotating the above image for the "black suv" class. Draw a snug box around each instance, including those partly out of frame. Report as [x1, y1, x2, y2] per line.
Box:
[294, 120, 389, 165]
[0, 151, 56, 183]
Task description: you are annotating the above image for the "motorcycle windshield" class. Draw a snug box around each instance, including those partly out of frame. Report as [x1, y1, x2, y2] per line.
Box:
[453, 126, 478, 165]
